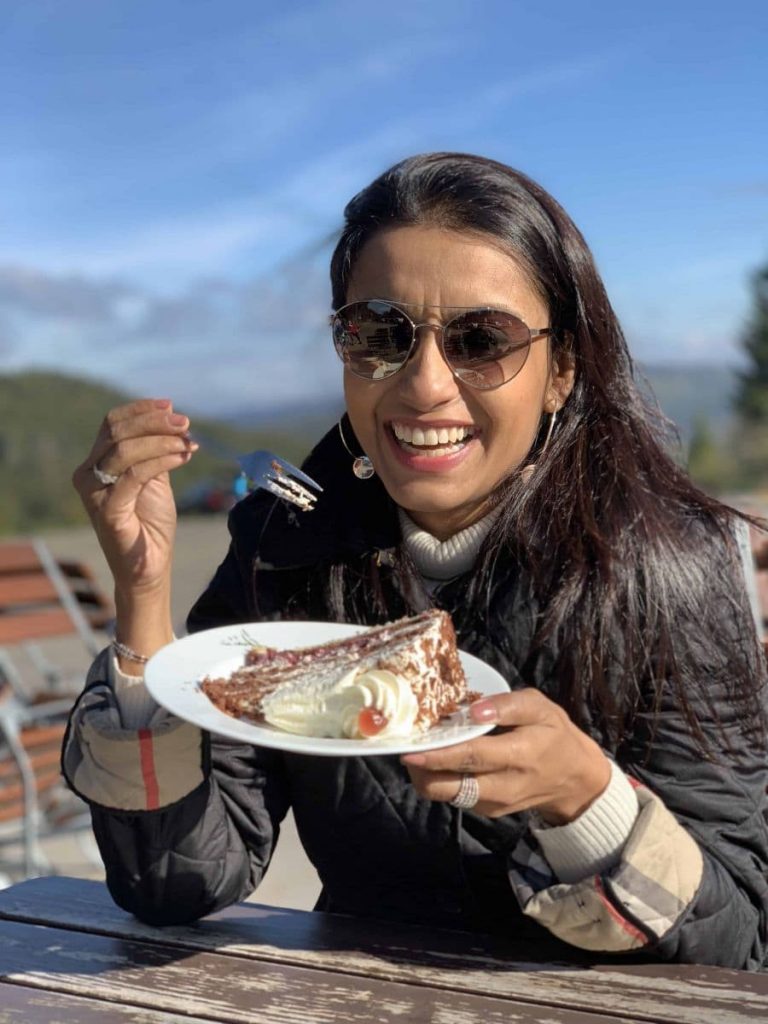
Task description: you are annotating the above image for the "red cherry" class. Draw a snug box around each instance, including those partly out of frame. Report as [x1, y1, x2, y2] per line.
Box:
[358, 707, 388, 737]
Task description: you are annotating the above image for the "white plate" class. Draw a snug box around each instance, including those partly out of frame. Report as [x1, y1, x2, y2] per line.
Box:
[145, 621, 510, 757]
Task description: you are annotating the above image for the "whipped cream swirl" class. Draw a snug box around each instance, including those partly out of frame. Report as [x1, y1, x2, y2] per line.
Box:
[262, 667, 420, 739]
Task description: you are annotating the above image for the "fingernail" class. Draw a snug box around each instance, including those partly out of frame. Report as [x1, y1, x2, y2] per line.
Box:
[401, 753, 426, 766]
[470, 699, 498, 723]
[169, 413, 188, 427]
[154, 399, 171, 409]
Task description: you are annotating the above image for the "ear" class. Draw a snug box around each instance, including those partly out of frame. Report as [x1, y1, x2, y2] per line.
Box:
[544, 349, 575, 413]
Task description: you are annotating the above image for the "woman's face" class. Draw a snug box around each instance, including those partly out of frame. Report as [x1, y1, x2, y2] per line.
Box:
[343, 224, 572, 539]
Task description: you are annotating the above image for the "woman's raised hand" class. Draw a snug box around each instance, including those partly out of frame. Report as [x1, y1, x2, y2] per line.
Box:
[72, 398, 198, 596]
[401, 689, 611, 824]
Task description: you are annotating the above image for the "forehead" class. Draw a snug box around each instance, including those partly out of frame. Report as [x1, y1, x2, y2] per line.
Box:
[345, 224, 547, 317]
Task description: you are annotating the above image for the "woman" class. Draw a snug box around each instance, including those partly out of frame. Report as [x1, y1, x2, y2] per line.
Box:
[66, 153, 768, 969]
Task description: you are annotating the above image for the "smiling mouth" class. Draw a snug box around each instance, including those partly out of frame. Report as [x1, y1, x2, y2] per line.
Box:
[389, 422, 478, 458]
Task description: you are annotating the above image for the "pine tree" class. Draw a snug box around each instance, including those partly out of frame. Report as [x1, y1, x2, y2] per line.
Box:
[735, 263, 768, 423]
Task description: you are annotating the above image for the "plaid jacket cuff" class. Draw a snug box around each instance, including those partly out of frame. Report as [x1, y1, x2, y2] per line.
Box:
[62, 648, 207, 812]
[509, 780, 703, 952]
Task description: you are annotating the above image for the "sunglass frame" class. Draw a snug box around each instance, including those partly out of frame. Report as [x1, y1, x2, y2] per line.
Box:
[330, 299, 555, 390]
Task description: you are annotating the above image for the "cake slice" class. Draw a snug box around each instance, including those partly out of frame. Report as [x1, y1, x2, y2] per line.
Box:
[200, 609, 468, 739]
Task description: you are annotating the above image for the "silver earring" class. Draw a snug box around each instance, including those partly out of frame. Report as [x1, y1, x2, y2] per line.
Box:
[519, 410, 558, 482]
[540, 409, 557, 456]
[338, 419, 375, 479]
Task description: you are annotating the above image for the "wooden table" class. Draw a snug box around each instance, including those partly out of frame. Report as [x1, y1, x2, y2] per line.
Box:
[1, 877, 766, 1023]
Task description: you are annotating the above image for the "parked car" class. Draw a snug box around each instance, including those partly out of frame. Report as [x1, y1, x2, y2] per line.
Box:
[176, 479, 237, 515]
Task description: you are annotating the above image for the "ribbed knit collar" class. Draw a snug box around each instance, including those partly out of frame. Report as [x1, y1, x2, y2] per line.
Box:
[398, 507, 499, 580]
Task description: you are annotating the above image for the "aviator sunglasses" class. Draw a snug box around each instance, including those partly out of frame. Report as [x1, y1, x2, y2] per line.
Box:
[331, 299, 556, 390]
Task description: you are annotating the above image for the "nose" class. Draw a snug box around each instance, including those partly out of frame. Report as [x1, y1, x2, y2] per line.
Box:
[397, 325, 460, 410]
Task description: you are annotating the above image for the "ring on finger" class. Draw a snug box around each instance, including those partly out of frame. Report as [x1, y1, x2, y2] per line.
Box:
[449, 773, 480, 810]
[92, 463, 120, 487]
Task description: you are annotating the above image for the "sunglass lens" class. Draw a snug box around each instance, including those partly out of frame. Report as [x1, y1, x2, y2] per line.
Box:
[333, 301, 412, 379]
[445, 311, 531, 388]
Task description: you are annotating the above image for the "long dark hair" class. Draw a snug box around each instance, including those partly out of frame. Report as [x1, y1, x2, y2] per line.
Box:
[329, 152, 766, 756]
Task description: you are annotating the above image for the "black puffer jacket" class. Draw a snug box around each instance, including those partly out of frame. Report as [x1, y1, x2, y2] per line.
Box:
[64, 425, 768, 968]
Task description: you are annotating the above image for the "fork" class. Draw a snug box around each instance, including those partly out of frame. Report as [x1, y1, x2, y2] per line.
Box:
[189, 432, 322, 512]
[237, 450, 322, 511]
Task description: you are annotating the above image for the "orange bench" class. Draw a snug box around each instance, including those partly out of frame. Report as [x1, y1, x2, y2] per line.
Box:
[0, 541, 113, 648]
[0, 721, 66, 826]
[0, 539, 108, 878]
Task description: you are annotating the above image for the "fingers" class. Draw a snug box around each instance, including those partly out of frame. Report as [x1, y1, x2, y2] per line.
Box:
[400, 689, 555, 776]
[399, 690, 561, 817]
[401, 691, 609, 821]
[404, 764, 517, 818]
[73, 398, 197, 500]
[406, 765, 482, 803]
[96, 434, 197, 481]
[469, 688, 559, 729]
[98, 450, 196, 503]
[91, 401, 192, 467]
[402, 727, 528, 776]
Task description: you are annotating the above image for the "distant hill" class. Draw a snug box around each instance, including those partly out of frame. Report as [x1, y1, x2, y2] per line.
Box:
[0, 363, 739, 535]
[222, 395, 345, 441]
[640, 363, 736, 442]
[224, 364, 738, 445]
[0, 371, 319, 535]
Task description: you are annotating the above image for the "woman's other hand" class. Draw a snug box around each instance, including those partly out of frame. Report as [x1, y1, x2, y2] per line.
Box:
[72, 399, 198, 668]
[401, 689, 611, 824]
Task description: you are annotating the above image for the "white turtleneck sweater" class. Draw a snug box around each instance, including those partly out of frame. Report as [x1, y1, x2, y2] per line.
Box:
[110, 507, 639, 884]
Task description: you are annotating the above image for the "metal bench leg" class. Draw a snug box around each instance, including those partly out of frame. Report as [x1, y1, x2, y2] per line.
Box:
[0, 713, 44, 879]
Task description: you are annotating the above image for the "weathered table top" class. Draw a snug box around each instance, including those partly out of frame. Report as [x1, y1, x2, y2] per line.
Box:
[0, 876, 766, 1023]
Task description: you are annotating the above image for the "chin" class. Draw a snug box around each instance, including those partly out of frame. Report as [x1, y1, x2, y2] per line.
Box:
[393, 484, 486, 520]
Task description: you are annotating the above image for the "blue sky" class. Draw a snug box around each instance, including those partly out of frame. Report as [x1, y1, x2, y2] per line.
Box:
[1, 0, 766, 413]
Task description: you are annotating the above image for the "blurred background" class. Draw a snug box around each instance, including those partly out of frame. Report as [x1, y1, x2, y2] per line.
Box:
[1, 0, 766, 893]
[0, 0, 767, 531]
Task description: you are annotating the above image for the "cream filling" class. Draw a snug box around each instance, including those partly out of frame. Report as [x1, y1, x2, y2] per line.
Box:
[262, 668, 420, 739]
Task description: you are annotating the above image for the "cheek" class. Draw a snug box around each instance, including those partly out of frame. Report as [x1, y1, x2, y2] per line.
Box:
[485, 375, 545, 433]
[481, 379, 548, 464]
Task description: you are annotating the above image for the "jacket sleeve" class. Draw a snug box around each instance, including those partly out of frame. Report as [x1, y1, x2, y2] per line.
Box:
[508, 545, 768, 969]
[62, 530, 293, 926]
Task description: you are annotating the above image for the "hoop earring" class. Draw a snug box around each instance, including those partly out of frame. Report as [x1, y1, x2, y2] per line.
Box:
[338, 419, 375, 479]
[519, 409, 558, 483]
[540, 409, 557, 457]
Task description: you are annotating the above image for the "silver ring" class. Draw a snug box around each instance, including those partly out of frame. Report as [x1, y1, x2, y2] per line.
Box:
[449, 773, 480, 810]
[93, 464, 120, 486]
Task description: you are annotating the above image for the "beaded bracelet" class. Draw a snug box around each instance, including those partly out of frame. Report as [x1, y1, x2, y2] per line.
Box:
[112, 639, 150, 665]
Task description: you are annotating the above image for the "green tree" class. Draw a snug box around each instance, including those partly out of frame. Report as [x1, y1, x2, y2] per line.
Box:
[687, 415, 732, 493]
[734, 264, 768, 423]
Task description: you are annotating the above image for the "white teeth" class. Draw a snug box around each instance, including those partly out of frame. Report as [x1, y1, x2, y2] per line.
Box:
[390, 422, 476, 458]
[391, 423, 475, 445]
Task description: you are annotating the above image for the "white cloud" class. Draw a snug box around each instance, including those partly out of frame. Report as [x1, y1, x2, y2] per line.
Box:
[0, 205, 309, 284]
[0, 260, 341, 411]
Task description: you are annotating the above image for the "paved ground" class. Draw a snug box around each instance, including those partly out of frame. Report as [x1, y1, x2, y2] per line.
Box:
[1, 516, 322, 910]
